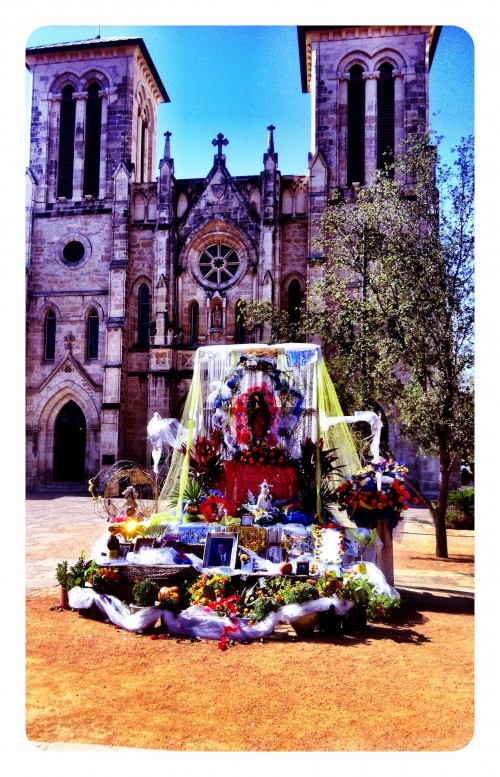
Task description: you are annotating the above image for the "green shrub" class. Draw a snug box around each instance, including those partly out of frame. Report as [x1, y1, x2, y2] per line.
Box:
[132, 579, 159, 607]
[445, 488, 474, 529]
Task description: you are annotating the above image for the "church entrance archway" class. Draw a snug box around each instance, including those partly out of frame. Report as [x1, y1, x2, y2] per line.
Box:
[53, 400, 86, 482]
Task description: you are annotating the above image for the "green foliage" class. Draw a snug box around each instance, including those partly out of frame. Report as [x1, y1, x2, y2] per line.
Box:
[338, 574, 376, 606]
[443, 488, 474, 529]
[182, 478, 208, 508]
[248, 595, 282, 622]
[282, 581, 320, 606]
[242, 133, 475, 557]
[316, 570, 343, 597]
[366, 593, 401, 621]
[132, 579, 159, 607]
[55, 560, 70, 588]
[65, 551, 88, 590]
[447, 488, 474, 517]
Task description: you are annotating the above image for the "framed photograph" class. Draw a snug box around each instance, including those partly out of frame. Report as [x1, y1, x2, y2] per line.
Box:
[203, 532, 238, 569]
[296, 561, 310, 576]
[241, 513, 253, 527]
[266, 545, 283, 564]
[240, 555, 255, 573]
[133, 537, 155, 554]
[118, 542, 132, 559]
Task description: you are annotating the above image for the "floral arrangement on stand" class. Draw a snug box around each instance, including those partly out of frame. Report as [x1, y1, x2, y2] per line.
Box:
[332, 458, 418, 529]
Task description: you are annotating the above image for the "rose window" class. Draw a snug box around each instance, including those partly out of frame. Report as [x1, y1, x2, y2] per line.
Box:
[199, 243, 239, 285]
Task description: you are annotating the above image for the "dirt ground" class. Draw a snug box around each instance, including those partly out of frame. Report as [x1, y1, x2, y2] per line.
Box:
[21, 496, 477, 756]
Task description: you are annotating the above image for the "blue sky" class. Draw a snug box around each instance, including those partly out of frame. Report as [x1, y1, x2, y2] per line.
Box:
[25, 25, 474, 178]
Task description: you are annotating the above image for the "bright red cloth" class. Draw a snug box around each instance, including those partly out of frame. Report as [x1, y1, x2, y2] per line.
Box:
[218, 459, 299, 504]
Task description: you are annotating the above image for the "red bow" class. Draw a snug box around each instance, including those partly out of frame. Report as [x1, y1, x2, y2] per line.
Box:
[218, 619, 240, 650]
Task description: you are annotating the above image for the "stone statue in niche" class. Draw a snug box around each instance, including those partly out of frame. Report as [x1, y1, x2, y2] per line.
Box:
[211, 304, 222, 328]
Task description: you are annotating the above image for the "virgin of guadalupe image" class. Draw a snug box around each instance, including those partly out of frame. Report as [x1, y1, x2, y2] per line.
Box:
[246, 390, 272, 442]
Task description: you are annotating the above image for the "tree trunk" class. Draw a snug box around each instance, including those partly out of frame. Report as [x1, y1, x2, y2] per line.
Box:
[400, 474, 448, 559]
[435, 447, 450, 558]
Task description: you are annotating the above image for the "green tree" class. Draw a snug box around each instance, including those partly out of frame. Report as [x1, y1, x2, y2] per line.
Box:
[244, 134, 474, 558]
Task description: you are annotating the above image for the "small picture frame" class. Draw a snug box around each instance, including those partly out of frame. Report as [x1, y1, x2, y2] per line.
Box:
[296, 561, 310, 576]
[133, 537, 155, 554]
[240, 555, 254, 573]
[119, 542, 132, 559]
[203, 532, 238, 569]
[266, 545, 284, 564]
[241, 513, 254, 527]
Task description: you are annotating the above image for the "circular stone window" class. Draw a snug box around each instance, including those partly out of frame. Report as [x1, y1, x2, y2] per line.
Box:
[199, 243, 239, 285]
[63, 240, 85, 263]
[57, 234, 92, 267]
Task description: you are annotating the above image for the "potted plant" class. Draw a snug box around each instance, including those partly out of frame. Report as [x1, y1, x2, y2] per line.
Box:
[55, 560, 71, 609]
[131, 579, 159, 612]
[85, 561, 119, 594]
[55, 551, 89, 612]
[316, 570, 344, 634]
[187, 573, 239, 616]
[157, 585, 183, 616]
[337, 573, 376, 633]
[282, 580, 320, 636]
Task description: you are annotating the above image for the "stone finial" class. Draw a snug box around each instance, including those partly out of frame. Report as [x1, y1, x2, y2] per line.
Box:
[266, 125, 275, 155]
[163, 131, 172, 159]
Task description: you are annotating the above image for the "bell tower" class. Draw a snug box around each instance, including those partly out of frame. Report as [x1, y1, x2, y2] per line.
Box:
[298, 25, 440, 259]
[25, 36, 169, 489]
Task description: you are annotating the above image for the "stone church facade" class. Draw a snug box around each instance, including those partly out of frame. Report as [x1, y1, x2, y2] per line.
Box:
[25, 25, 442, 493]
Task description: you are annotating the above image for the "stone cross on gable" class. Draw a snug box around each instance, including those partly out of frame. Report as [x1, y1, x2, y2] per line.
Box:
[212, 133, 229, 157]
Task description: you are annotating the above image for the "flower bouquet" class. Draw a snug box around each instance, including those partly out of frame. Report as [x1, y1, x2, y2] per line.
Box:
[85, 561, 120, 594]
[332, 458, 417, 529]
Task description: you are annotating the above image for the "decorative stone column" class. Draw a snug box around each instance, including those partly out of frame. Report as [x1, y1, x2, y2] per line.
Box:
[363, 71, 379, 185]
[46, 94, 61, 203]
[393, 70, 406, 169]
[338, 73, 349, 189]
[72, 92, 87, 200]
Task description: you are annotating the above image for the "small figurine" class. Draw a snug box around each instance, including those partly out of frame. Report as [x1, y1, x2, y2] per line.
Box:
[256, 479, 273, 512]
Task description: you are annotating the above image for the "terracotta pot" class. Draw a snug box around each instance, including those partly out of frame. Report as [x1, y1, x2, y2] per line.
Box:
[59, 586, 70, 609]
[290, 611, 318, 637]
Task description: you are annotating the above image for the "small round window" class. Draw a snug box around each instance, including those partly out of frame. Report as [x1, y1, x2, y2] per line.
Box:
[63, 240, 86, 263]
[199, 243, 239, 285]
[57, 234, 91, 267]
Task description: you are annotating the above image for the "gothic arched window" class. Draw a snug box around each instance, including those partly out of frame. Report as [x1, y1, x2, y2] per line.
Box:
[189, 301, 199, 346]
[377, 63, 395, 174]
[87, 308, 99, 359]
[288, 279, 302, 325]
[235, 300, 246, 344]
[57, 85, 76, 199]
[44, 310, 56, 361]
[347, 65, 365, 186]
[137, 284, 150, 347]
[83, 83, 102, 198]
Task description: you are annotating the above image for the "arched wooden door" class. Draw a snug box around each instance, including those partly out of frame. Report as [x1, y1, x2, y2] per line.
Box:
[53, 400, 86, 482]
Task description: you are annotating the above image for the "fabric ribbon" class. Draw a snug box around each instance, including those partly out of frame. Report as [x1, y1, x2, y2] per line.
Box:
[205, 594, 240, 616]
[203, 594, 242, 650]
[218, 619, 240, 650]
